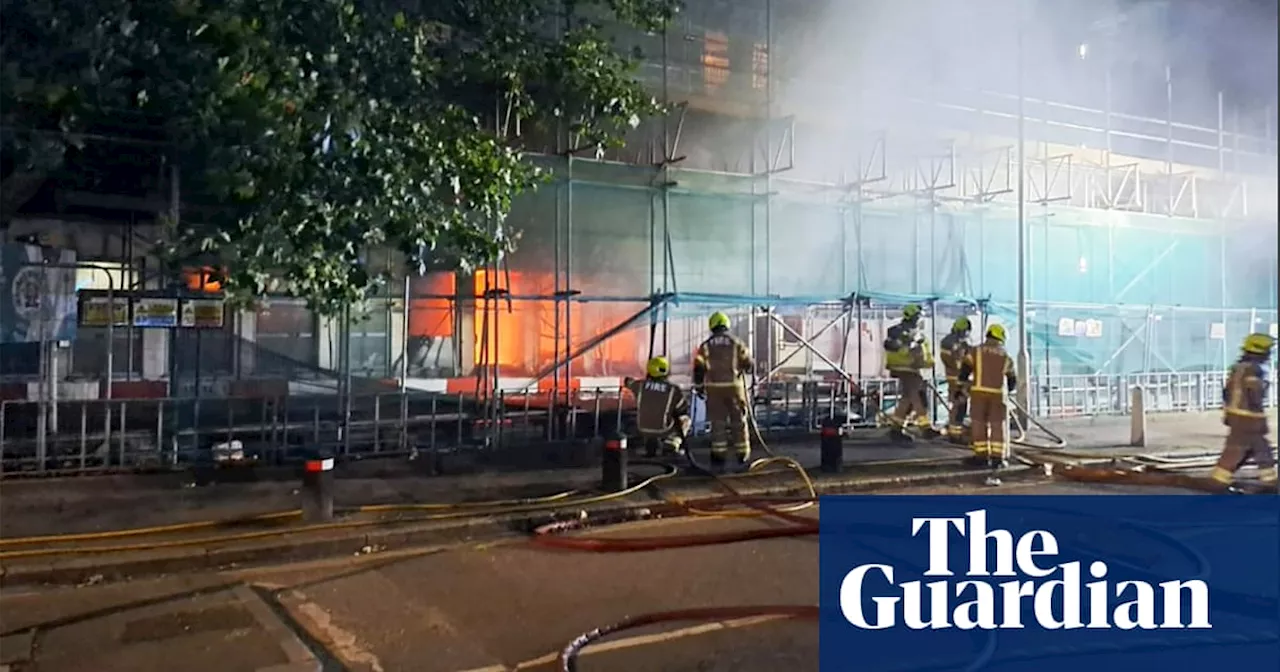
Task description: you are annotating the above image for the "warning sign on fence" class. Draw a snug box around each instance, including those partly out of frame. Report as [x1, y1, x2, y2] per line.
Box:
[132, 298, 179, 328]
[181, 299, 225, 328]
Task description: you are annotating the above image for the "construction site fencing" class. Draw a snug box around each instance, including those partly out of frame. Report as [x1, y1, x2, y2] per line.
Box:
[2, 370, 1273, 476]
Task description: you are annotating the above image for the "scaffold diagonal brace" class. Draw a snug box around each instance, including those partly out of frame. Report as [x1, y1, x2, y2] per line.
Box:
[520, 294, 674, 393]
[762, 308, 856, 382]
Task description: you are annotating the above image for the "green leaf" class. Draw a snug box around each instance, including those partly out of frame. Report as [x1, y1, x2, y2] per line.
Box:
[3, 0, 674, 314]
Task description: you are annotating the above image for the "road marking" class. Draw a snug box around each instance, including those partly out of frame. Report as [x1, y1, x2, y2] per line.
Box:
[233, 585, 319, 667]
[285, 590, 386, 672]
[229, 540, 510, 590]
[455, 614, 790, 672]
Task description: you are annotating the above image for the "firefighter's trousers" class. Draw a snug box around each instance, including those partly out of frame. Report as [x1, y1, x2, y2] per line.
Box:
[889, 372, 933, 430]
[1211, 427, 1278, 487]
[946, 378, 969, 440]
[639, 416, 691, 457]
[969, 391, 1007, 460]
[705, 383, 750, 463]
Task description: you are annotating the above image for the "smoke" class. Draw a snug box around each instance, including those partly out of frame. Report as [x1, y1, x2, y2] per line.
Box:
[773, 0, 1276, 180]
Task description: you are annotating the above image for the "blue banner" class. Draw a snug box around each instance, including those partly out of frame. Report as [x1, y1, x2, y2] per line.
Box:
[0, 243, 77, 343]
[819, 495, 1280, 672]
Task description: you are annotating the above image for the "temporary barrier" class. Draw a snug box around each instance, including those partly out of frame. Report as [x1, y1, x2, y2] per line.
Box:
[0, 367, 1268, 477]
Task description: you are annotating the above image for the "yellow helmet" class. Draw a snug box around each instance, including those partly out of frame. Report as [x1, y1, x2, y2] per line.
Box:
[986, 324, 1007, 343]
[902, 304, 922, 320]
[952, 316, 972, 333]
[1242, 332, 1275, 356]
[646, 356, 670, 378]
[708, 311, 730, 331]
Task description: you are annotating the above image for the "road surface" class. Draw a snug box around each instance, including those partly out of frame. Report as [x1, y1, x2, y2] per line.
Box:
[0, 479, 1224, 672]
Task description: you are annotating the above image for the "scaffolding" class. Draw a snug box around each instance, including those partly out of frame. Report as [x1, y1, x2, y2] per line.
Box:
[4, 0, 1280, 472]
[371, 0, 1277, 404]
[6, 0, 1278, 400]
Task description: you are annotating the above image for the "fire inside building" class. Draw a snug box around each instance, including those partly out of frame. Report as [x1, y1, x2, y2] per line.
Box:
[0, 0, 1276, 473]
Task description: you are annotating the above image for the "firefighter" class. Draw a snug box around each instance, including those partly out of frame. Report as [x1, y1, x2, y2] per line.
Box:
[1210, 333, 1277, 491]
[884, 303, 937, 440]
[693, 311, 754, 469]
[939, 316, 974, 444]
[623, 356, 692, 457]
[958, 323, 1017, 465]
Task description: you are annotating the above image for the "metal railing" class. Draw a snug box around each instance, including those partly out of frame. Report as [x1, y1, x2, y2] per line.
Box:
[2, 371, 1271, 476]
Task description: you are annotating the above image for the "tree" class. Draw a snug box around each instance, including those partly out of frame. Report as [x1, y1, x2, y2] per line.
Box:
[1, 0, 676, 314]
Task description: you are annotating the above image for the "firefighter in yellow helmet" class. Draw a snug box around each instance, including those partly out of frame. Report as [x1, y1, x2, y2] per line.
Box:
[939, 316, 974, 444]
[693, 311, 754, 469]
[623, 356, 692, 458]
[1210, 333, 1276, 491]
[884, 303, 937, 441]
[958, 323, 1017, 465]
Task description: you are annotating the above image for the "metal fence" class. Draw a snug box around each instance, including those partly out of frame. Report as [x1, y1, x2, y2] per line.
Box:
[2, 371, 1273, 476]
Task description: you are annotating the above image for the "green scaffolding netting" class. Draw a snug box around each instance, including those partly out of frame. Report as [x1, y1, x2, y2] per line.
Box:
[500, 163, 1277, 376]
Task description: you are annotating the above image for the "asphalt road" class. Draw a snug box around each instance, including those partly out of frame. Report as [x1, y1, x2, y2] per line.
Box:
[0, 477, 1250, 672]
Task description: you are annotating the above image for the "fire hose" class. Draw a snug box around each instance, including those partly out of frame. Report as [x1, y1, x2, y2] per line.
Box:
[541, 377, 1270, 670]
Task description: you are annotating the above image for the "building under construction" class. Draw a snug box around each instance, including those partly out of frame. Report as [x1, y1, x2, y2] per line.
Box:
[1, 0, 1277, 466]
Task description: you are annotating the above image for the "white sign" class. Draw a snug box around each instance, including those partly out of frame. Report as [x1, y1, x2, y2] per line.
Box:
[1209, 322, 1227, 340]
[1057, 318, 1076, 337]
[1083, 319, 1103, 338]
[133, 298, 179, 328]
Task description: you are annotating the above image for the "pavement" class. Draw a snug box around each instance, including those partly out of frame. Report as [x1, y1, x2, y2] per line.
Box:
[0, 476, 1227, 672]
[0, 412, 1239, 588]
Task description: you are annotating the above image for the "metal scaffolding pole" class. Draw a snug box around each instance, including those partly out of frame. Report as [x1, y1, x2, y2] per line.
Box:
[1014, 0, 1031, 415]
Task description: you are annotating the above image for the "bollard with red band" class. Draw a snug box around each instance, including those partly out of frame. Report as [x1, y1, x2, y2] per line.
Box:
[601, 435, 628, 492]
[301, 452, 336, 523]
[819, 418, 843, 474]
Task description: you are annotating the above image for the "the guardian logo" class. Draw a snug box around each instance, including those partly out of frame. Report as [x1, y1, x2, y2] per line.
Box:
[840, 510, 1211, 631]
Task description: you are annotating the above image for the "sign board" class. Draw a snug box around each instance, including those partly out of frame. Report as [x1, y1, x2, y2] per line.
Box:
[181, 299, 226, 329]
[78, 295, 130, 327]
[1209, 322, 1227, 340]
[1083, 319, 1103, 338]
[132, 298, 179, 327]
[1056, 318, 1075, 337]
[2, 244, 78, 343]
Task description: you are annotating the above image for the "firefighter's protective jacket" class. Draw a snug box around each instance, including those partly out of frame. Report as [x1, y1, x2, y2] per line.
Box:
[959, 341, 1016, 397]
[884, 321, 932, 373]
[694, 332, 754, 387]
[939, 331, 971, 383]
[624, 377, 690, 434]
[1222, 359, 1270, 434]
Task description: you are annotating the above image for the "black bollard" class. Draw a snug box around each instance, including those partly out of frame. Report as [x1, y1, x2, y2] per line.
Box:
[301, 453, 336, 523]
[601, 435, 628, 492]
[820, 419, 843, 474]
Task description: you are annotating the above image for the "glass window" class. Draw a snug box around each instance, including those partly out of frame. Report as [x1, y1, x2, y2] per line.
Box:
[348, 301, 391, 378]
[70, 330, 144, 379]
[75, 262, 138, 292]
[255, 301, 317, 369]
[752, 42, 768, 90]
[702, 30, 730, 92]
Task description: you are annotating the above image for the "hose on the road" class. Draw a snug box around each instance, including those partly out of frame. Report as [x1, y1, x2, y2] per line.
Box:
[0, 462, 682, 559]
[558, 606, 819, 672]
